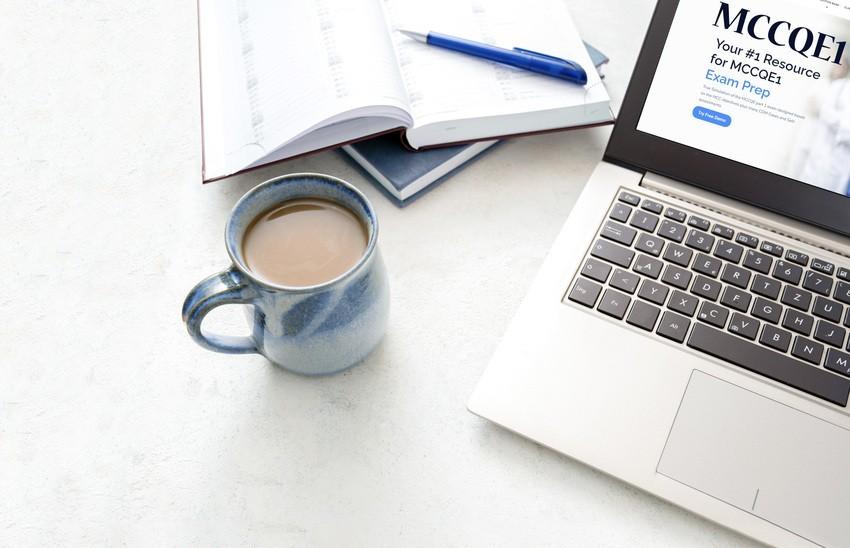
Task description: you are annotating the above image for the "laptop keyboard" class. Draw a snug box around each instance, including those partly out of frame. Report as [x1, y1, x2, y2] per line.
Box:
[566, 190, 850, 407]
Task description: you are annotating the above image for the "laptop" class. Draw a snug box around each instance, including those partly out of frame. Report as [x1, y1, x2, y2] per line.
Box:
[469, 1, 850, 546]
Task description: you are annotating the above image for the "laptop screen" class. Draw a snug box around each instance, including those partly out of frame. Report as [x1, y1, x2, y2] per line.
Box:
[637, 0, 850, 197]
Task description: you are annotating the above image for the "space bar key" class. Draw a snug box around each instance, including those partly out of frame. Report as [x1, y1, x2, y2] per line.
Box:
[687, 323, 850, 407]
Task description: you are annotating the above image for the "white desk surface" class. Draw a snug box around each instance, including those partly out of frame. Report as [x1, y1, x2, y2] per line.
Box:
[3, 1, 761, 546]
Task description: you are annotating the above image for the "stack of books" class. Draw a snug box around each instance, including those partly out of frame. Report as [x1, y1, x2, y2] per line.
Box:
[342, 42, 610, 206]
[198, 0, 612, 204]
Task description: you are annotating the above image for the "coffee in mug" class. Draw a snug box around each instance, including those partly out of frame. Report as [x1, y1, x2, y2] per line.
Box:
[242, 198, 368, 287]
[182, 173, 389, 375]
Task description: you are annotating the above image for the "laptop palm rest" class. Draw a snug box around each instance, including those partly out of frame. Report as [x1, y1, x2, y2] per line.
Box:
[658, 370, 850, 547]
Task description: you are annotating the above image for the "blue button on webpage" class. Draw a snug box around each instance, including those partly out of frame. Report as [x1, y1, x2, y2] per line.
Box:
[692, 106, 731, 127]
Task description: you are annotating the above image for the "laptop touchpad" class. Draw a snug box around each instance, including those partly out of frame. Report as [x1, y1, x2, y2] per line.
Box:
[657, 371, 850, 547]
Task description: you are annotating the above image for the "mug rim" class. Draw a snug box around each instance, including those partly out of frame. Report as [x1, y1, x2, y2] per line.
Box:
[224, 172, 379, 294]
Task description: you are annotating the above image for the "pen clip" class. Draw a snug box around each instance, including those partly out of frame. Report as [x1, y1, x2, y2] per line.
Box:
[512, 47, 568, 63]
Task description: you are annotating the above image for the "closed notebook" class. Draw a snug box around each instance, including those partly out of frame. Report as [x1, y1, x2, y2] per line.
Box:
[342, 138, 499, 206]
[198, 0, 613, 181]
[342, 42, 611, 206]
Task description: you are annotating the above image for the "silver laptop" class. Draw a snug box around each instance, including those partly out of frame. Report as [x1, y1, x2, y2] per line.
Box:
[469, 1, 850, 546]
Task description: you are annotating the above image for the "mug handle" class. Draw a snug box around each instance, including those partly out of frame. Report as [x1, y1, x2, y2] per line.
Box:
[182, 265, 258, 354]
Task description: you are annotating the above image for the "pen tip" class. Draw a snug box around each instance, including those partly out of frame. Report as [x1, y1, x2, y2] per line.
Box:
[396, 29, 427, 43]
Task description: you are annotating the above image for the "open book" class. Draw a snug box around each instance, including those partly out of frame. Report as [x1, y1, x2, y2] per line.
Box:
[199, 0, 613, 181]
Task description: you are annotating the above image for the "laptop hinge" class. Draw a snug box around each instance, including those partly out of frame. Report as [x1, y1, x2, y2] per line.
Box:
[639, 171, 850, 259]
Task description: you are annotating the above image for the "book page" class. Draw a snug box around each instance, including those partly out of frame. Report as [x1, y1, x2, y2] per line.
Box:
[200, 0, 411, 179]
[380, 0, 609, 138]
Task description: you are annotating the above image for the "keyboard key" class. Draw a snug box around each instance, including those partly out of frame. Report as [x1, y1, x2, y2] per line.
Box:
[609, 202, 632, 223]
[845, 309, 850, 329]
[783, 309, 814, 336]
[580, 258, 612, 283]
[735, 233, 758, 248]
[688, 323, 850, 406]
[661, 264, 692, 290]
[812, 296, 843, 323]
[657, 220, 686, 243]
[618, 191, 640, 206]
[811, 258, 835, 276]
[627, 301, 661, 331]
[803, 270, 833, 296]
[751, 274, 781, 300]
[698, 301, 729, 329]
[728, 312, 760, 340]
[663, 243, 693, 267]
[641, 199, 663, 214]
[591, 239, 634, 268]
[687, 216, 710, 231]
[568, 278, 602, 308]
[760, 241, 784, 257]
[657, 311, 691, 343]
[738, 311, 772, 342]
[610, 269, 640, 294]
[693, 254, 722, 278]
[664, 208, 686, 223]
[760, 324, 792, 352]
[669, 290, 699, 317]
[835, 281, 850, 305]
[815, 321, 845, 348]
[720, 286, 752, 312]
[638, 279, 669, 305]
[714, 240, 743, 263]
[597, 289, 631, 320]
[629, 210, 659, 233]
[825, 348, 850, 377]
[692, 275, 722, 301]
[685, 229, 714, 253]
[712, 224, 734, 240]
[838, 267, 850, 282]
[633, 254, 663, 279]
[600, 221, 637, 246]
[635, 233, 665, 257]
[742, 250, 772, 274]
[792, 337, 824, 365]
[772, 260, 803, 285]
[720, 263, 751, 289]
[786, 250, 809, 266]
[751, 297, 782, 324]
[780, 285, 812, 311]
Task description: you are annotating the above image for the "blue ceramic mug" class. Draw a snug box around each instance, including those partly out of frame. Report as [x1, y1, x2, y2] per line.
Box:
[182, 173, 390, 375]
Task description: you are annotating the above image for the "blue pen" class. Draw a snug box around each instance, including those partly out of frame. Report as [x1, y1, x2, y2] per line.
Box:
[397, 29, 587, 86]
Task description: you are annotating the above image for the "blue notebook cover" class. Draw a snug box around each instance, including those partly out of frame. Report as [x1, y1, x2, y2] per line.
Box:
[342, 42, 609, 207]
[342, 139, 498, 207]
